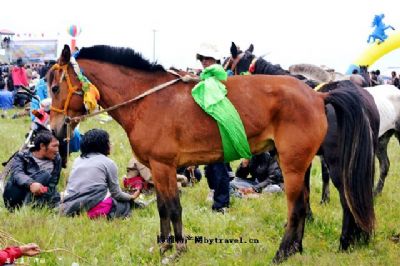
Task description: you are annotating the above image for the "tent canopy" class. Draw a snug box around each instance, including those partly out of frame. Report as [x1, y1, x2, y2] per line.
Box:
[0, 29, 15, 36]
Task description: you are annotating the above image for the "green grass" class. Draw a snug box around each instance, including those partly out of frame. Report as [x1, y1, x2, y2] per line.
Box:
[0, 109, 399, 265]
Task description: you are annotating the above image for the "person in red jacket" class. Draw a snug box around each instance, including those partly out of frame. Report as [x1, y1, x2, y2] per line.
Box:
[11, 58, 29, 107]
[0, 243, 40, 265]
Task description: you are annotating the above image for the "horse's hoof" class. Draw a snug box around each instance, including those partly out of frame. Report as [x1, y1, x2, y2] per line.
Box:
[272, 242, 302, 264]
[373, 188, 382, 197]
[165, 250, 184, 264]
[272, 250, 286, 264]
[176, 242, 187, 254]
[306, 212, 314, 222]
[161, 245, 186, 265]
[161, 256, 171, 265]
[320, 198, 330, 204]
[391, 233, 400, 243]
[159, 242, 173, 255]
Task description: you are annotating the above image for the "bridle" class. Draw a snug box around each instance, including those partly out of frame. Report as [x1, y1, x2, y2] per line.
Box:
[224, 52, 258, 75]
[50, 63, 84, 116]
[224, 52, 244, 75]
[48, 60, 183, 168]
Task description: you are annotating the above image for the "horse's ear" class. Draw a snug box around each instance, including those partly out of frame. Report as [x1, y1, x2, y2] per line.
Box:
[60, 44, 71, 65]
[231, 42, 239, 58]
[247, 44, 254, 53]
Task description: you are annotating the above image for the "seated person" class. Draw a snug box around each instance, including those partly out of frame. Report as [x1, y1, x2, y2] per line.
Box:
[61, 129, 140, 219]
[0, 243, 41, 265]
[0, 78, 13, 110]
[3, 131, 61, 211]
[123, 156, 190, 192]
[124, 156, 153, 192]
[177, 165, 202, 183]
[31, 98, 51, 127]
[230, 151, 284, 195]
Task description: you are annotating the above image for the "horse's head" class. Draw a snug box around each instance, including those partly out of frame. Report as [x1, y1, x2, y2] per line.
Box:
[47, 45, 85, 142]
[224, 42, 255, 75]
[372, 14, 384, 27]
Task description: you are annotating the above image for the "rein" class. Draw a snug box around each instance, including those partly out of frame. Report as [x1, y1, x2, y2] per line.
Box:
[68, 77, 182, 123]
[51, 63, 183, 123]
[225, 53, 244, 75]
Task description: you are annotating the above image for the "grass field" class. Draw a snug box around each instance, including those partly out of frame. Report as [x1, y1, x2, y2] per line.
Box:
[0, 108, 399, 265]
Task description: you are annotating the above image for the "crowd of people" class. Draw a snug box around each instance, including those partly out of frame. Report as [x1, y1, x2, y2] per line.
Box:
[0, 59, 55, 110]
[352, 68, 400, 88]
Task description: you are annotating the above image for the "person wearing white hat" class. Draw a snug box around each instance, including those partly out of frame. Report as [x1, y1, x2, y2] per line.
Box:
[196, 43, 221, 69]
[195, 43, 231, 214]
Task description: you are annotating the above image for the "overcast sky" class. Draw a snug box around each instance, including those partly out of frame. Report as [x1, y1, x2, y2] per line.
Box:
[2, 0, 400, 74]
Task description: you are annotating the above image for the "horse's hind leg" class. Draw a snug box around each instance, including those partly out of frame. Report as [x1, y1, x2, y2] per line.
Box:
[320, 156, 330, 204]
[375, 130, 393, 195]
[337, 185, 369, 250]
[304, 165, 313, 221]
[150, 160, 185, 256]
[273, 170, 307, 263]
[326, 157, 369, 250]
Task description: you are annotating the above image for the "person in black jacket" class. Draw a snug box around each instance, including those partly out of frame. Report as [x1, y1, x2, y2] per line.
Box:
[391, 71, 400, 88]
[231, 151, 283, 194]
[3, 131, 61, 211]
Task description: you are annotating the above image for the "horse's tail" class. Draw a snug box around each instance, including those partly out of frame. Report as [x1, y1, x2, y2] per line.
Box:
[323, 88, 375, 234]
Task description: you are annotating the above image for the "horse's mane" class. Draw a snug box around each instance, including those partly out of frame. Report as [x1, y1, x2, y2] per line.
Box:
[77, 45, 165, 72]
[254, 57, 290, 75]
[318, 80, 356, 93]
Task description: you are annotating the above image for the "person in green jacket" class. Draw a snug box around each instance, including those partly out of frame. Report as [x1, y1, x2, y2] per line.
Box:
[195, 43, 232, 214]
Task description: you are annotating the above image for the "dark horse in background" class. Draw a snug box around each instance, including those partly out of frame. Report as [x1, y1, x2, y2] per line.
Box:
[290, 63, 400, 197]
[225, 42, 380, 249]
[48, 44, 375, 263]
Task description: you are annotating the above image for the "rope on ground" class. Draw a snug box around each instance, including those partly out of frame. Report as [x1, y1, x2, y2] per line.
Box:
[0, 228, 88, 263]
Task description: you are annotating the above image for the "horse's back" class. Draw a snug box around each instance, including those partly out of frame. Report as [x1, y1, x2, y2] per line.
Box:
[157, 74, 327, 166]
[224, 75, 327, 154]
[225, 75, 326, 122]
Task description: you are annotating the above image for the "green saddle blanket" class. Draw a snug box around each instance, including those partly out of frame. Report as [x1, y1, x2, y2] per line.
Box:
[191, 64, 251, 162]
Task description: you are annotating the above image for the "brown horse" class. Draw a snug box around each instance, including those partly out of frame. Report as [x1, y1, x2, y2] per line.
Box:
[48, 45, 375, 263]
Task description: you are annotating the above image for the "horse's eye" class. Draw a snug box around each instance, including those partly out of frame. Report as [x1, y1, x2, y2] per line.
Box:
[52, 85, 60, 94]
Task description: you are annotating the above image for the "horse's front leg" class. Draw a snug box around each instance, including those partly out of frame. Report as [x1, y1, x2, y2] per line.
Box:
[150, 159, 186, 257]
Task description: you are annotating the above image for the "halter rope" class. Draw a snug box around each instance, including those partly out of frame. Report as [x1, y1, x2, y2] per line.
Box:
[68, 77, 182, 123]
[50, 64, 183, 123]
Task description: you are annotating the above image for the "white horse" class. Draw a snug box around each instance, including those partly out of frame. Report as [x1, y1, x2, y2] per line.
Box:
[363, 85, 400, 194]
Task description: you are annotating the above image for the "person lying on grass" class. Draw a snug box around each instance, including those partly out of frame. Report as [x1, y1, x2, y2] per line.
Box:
[0, 243, 40, 265]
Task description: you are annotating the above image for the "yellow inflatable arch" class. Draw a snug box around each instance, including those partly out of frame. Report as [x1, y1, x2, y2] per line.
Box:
[346, 32, 400, 74]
